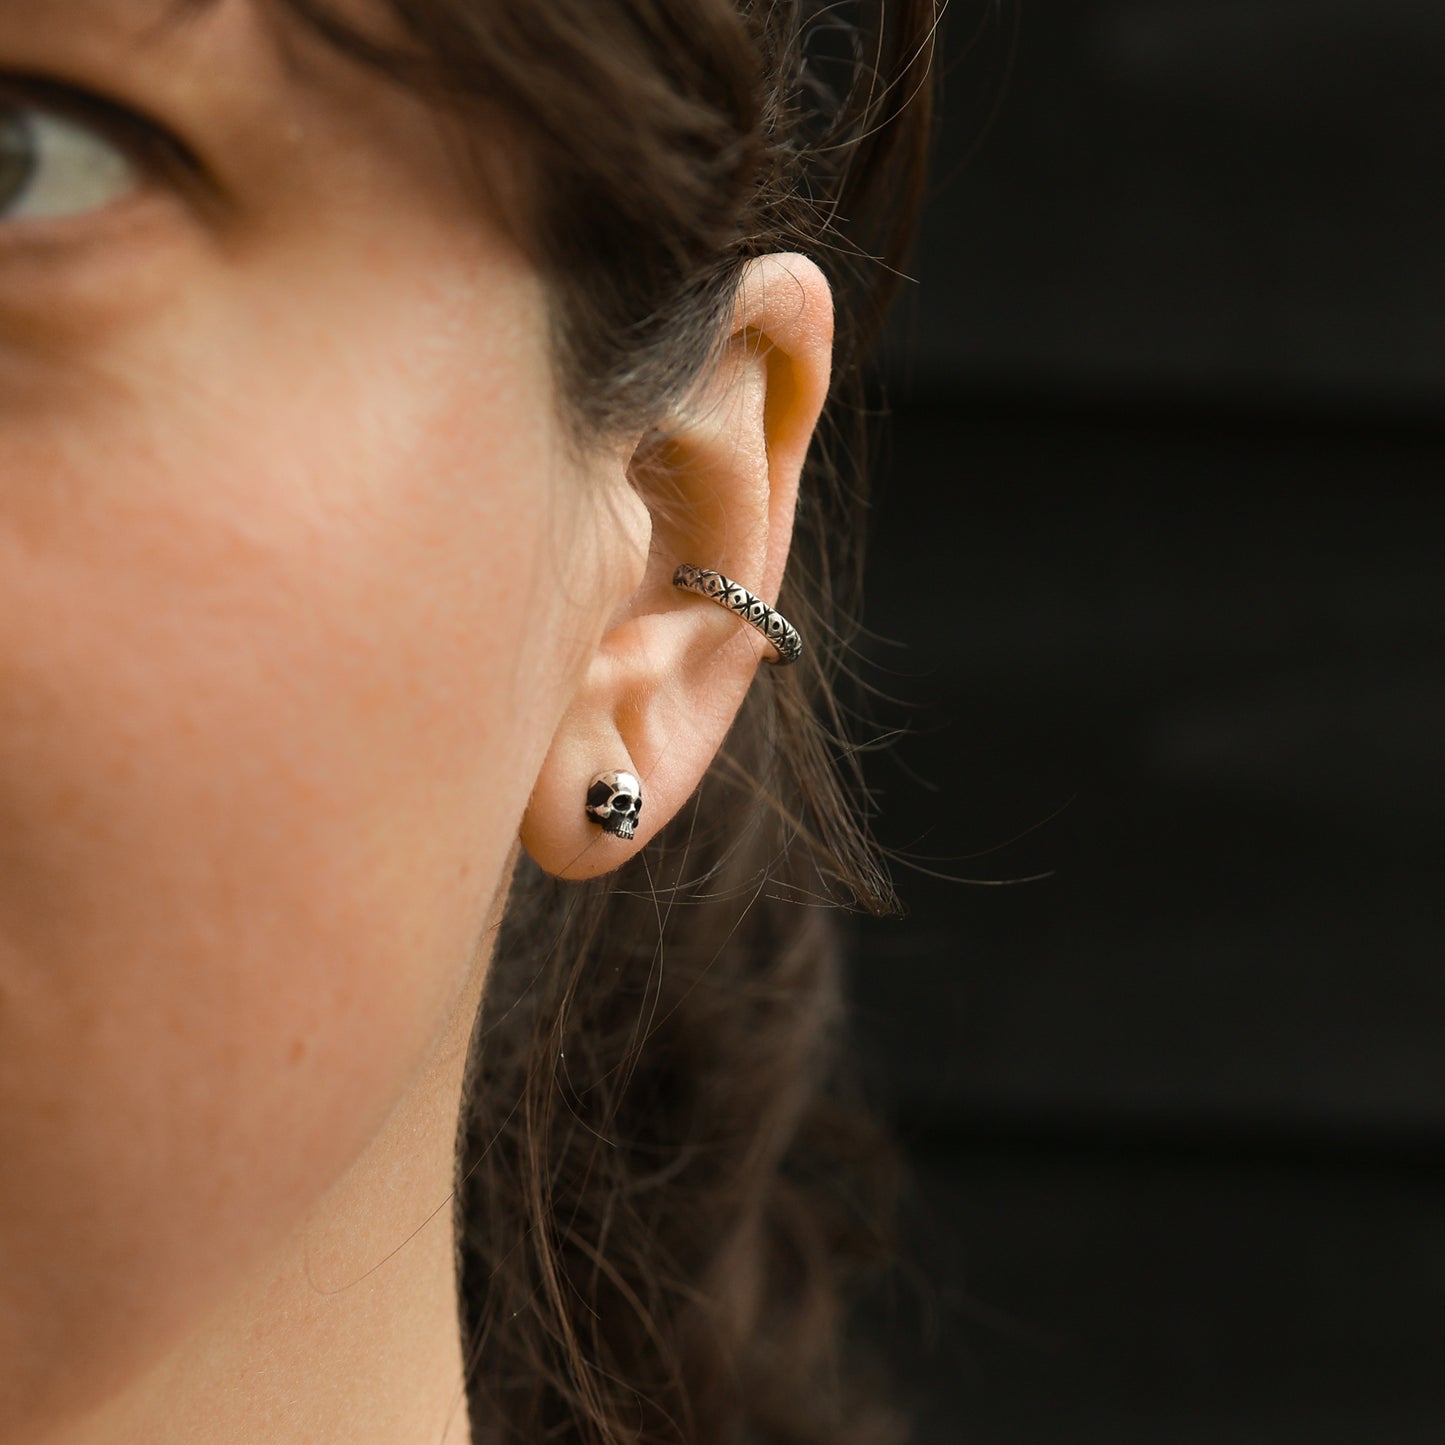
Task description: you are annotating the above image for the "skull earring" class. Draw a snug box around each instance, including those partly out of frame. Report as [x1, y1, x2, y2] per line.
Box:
[585, 769, 643, 840]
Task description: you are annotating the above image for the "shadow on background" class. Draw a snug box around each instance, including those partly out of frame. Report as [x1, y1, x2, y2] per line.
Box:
[848, 3, 1445, 1441]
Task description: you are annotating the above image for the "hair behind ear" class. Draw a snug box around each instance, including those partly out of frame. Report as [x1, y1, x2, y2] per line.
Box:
[433, 0, 938, 1440]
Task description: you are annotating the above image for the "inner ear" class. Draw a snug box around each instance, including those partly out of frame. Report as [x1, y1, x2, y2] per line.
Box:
[628, 384, 774, 594]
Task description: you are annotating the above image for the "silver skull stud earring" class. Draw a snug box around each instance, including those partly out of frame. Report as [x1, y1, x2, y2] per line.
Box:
[585, 770, 643, 840]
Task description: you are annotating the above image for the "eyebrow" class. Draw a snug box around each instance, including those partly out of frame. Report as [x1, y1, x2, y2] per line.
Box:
[143, 0, 310, 72]
[30, 0, 244, 56]
[146, 0, 299, 42]
[147, 0, 223, 38]
[0, 0, 431, 164]
[148, 0, 425, 107]
[0, 1, 264, 78]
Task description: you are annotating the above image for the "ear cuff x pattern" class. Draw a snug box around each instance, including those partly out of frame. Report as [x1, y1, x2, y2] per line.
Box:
[584, 562, 803, 840]
[670, 563, 803, 666]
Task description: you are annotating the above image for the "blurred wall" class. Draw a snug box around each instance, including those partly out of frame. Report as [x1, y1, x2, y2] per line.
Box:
[851, 4, 1445, 1441]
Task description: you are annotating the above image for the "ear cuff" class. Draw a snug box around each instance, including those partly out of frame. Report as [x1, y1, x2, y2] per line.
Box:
[671, 563, 803, 665]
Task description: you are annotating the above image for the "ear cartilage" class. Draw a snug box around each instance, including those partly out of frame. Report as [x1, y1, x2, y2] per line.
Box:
[671, 563, 804, 665]
[585, 770, 643, 840]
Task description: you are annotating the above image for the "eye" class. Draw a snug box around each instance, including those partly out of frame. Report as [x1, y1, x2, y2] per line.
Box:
[0, 102, 141, 224]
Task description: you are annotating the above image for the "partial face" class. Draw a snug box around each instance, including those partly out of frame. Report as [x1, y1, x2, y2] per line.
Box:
[0, 0, 606, 1431]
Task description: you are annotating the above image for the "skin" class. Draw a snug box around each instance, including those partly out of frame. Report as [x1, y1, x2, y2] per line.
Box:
[0, 3, 833, 1444]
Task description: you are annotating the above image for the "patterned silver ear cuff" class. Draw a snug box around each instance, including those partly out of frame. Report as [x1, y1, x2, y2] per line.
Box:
[585, 769, 643, 840]
[672, 563, 804, 665]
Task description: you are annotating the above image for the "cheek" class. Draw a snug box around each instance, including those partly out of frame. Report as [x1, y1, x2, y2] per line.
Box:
[0, 292, 573, 1416]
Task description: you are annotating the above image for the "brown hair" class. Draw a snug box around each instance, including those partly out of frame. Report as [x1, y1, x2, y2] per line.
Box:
[231, 1, 937, 1439]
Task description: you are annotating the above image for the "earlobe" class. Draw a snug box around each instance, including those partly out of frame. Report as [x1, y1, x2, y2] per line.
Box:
[519, 254, 833, 881]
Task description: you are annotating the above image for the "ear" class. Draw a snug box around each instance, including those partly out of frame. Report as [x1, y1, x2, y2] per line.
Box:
[520, 253, 834, 879]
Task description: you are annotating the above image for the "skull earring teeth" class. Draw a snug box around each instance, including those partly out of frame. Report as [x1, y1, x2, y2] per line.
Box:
[585, 769, 643, 841]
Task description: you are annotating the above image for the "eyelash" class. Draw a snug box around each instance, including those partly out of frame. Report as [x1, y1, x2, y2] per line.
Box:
[0, 73, 201, 204]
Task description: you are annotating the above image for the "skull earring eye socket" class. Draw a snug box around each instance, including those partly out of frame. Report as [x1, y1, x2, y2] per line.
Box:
[614, 795, 634, 811]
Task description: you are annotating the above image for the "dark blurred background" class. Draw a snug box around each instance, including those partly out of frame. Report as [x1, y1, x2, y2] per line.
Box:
[847, 2, 1445, 1440]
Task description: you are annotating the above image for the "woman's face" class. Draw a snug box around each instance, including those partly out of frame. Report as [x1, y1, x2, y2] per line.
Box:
[0, 1, 613, 1432]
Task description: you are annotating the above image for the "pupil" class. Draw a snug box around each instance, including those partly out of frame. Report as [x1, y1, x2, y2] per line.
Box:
[0, 108, 36, 214]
